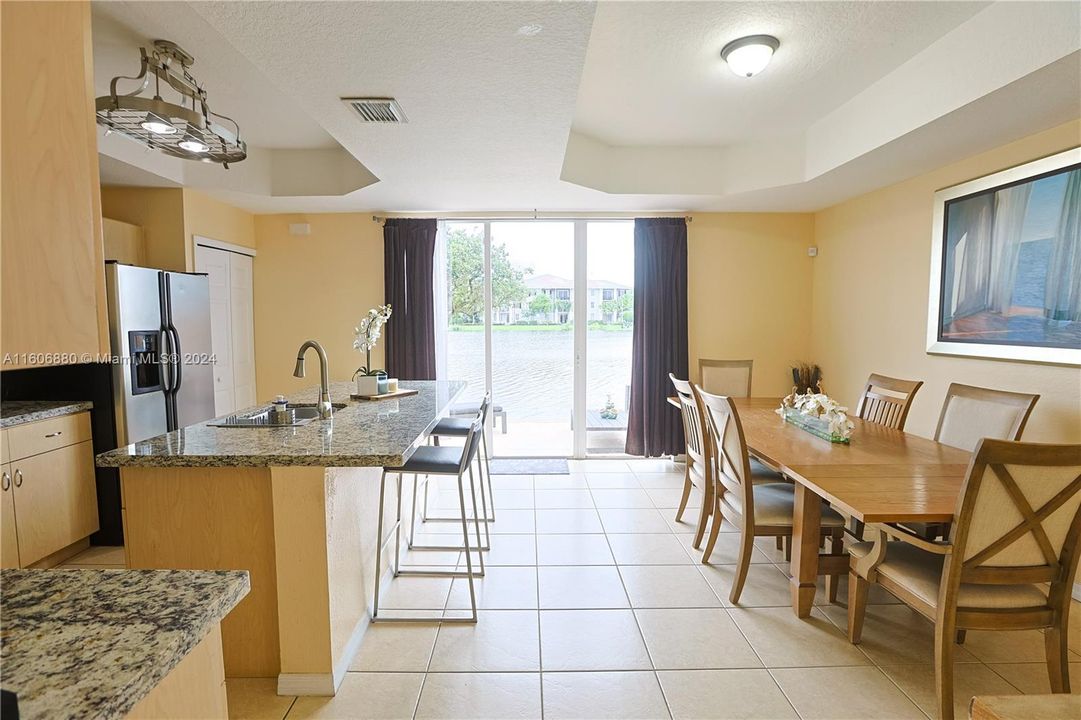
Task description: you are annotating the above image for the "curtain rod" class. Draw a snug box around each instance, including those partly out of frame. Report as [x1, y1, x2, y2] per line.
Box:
[371, 214, 693, 223]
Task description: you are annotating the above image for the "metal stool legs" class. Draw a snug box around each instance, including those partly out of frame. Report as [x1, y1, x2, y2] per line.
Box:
[372, 468, 483, 623]
[418, 433, 494, 541]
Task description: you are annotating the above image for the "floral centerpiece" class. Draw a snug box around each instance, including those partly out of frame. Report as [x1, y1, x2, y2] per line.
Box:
[352, 304, 392, 395]
[776, 389, 854, 443]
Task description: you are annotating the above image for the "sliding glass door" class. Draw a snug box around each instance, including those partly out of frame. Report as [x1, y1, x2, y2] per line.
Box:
[440, 219, 634, 458]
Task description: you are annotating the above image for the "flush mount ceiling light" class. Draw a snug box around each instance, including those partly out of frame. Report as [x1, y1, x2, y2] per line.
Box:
[96, 40, 246, 167]
[720, 34, 780, 78]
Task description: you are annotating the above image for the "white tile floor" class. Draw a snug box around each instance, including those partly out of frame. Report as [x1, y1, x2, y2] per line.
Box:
[111, 457, 1074, 720]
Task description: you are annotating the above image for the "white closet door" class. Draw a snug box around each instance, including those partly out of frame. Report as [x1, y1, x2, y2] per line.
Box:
[229, 253, 257, 409]
[195, 245, 236, 416]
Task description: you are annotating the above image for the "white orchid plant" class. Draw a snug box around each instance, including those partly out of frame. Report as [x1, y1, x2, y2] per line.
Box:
[352, 304, 392, 379]
[777, 389, 854, 440]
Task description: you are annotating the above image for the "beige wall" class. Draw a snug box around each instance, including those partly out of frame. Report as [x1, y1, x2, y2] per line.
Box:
[100, 187, 255, 271]
[252, 214, 383, 399]
[810, 119, 1081, 444]
[688, 213, 816, 396]
[100, 187, 187, 271]
[183, 189, 256, 251]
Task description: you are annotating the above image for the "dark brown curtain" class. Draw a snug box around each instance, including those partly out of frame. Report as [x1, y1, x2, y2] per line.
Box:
[384, 218, 437, 380]
[626, 217, 688, 456]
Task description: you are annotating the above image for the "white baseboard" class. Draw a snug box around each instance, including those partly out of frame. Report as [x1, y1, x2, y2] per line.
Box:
[332, 614, 370, 691]
[1072, 582, 1081, 603]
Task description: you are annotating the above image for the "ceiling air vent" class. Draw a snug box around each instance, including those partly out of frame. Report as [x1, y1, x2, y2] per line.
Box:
[342, 97, 408, 123]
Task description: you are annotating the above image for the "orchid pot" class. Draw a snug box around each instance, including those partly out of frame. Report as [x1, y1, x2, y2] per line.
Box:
[352, 304, 393, 395]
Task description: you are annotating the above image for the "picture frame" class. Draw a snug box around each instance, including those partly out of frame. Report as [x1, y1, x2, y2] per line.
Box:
[926, 147, 1081, 365]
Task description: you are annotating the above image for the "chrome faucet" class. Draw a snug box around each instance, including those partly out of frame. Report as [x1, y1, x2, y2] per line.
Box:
[293, 340, 333, 419]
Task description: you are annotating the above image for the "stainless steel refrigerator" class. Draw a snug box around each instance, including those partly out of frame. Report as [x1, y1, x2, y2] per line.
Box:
[105, 262, 216, 445]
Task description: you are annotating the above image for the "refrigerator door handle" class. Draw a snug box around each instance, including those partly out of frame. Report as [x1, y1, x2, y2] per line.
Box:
[169, 325, 183, 392]
[158, 327, 174, 393]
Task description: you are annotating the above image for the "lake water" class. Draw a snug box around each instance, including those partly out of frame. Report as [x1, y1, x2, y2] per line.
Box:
[447, 329, 633, 421]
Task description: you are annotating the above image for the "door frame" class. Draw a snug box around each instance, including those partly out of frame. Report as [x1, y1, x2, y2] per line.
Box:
[444, 219, 633, 459]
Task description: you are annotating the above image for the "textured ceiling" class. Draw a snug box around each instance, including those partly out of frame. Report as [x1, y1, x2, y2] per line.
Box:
[94, 1, 1081, 214]
[574, 1, 988, 147]
[92, 1, 338, 150]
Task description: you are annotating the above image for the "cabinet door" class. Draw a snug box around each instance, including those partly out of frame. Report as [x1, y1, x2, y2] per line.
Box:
[195, 245, 235, 416]
[0, 1, 108, 367]
[12, 441, 99, 565]
[1, 463, 19, 569]
[229, 253, 257, 410]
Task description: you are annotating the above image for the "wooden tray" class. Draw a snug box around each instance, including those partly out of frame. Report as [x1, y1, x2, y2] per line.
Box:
[351, 388, 419, 401]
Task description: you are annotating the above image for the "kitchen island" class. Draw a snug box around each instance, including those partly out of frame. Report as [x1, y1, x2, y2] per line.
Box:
[96, 380, 465, 696]
[0, 568, 249, 719]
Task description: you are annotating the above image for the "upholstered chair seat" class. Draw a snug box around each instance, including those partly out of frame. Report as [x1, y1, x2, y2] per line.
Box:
[848, 541, 1049, 610]
[723, 482, 847, 528]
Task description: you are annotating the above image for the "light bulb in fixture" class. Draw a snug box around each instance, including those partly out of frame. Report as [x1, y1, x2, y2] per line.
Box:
[178, 133, 210, 153]
[720, 34, 779, 78]
[139, 112, 178, 135]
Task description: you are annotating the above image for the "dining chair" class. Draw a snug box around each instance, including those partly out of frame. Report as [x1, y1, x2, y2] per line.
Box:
[847, 439, 1081, 720]
[934, 383, 1040, 452]
[671, 373, 712, 548]
[698, 358, 753, 397]
[903, 384, 1041, 543]
[854, 373, 924, 430]
[693, 385, 847, 600]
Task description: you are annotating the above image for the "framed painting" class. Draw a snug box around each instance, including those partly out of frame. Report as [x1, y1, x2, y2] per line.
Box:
[927, 148, 1081, 365]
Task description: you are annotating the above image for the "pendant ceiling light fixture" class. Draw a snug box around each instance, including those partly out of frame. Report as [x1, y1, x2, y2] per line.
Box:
[720, 34, 780, 78]
[96, 40, 246, 167]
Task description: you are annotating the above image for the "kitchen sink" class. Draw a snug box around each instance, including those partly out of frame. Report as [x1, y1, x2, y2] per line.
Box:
[207, 402, 346, 428]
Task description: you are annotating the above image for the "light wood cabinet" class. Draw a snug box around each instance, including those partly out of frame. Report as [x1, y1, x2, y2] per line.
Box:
[1, 463, 19, 569]
[126, 624, 228, 719]
[1, 0, 109, 369]
[103, 218, 147, 265]
[2, 413, 99, 567]
[13, 441, 99, 566]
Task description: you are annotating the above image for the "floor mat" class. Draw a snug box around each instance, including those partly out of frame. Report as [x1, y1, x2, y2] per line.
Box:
[490, 458, 569, 475]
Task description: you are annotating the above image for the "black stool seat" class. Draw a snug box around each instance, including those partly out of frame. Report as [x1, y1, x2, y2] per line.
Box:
[390, 445, 462, 474]
[432, 416, 473, 436]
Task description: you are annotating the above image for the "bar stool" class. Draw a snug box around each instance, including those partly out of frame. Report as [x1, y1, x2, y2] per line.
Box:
[373, 419, 486, 623]
[415, 393, 495, 544]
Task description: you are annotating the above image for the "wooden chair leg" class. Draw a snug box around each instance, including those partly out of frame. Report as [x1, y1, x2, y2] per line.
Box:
[955, 629, 966, 645]
[729, 528, 754, 605]
[692, 473, 713, 549]
[775, 536, 783, 551]
[847, 570, 869, 643]
[674, 462, 693, 522]
[784, 534, 792, 562]
[826, 530, 843, 603]
[701, 506, 723, 563]
[1045, 626, 1071, 693]
[935, 616, 957, 720]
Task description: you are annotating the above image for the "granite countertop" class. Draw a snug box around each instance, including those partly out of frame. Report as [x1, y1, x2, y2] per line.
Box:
[0, 401, 93, 429]
[0, 568, 249, 720]
[96, 380, 466, 468]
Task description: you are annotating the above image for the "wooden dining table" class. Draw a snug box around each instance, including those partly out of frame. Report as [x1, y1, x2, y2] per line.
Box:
[669, 396, 972, 618]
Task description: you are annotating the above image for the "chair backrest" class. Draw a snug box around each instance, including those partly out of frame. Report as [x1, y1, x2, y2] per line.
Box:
[947, 439, 1081, 596]
[477, 391, 492, 424]
[670, 373, 707, 470]
[458, 418, 485, 475]
[693, 385, 753, 522]
[854, 373, 923, 430]
[699, 359, 753, 398]
[934, 383, 1039, 452]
